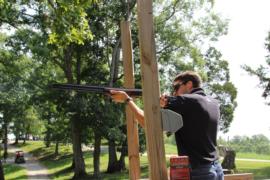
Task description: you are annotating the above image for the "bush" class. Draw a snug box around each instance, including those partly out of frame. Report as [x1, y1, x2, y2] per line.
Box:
[228, 134, 270, 154]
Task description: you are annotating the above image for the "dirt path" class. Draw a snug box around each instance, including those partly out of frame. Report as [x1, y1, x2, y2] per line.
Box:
[5, 144, 51, 180]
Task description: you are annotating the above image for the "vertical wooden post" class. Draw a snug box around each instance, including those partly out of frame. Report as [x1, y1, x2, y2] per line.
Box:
[137, 0, 168, 180]
[121, 21, 141, 180]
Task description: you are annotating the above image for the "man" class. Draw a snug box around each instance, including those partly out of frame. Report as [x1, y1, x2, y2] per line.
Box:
[110, 71, 224, 180]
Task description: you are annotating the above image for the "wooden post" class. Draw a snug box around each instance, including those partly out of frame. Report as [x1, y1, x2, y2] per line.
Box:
[137, 0, 168, 179]
[121, 21, 141, 180]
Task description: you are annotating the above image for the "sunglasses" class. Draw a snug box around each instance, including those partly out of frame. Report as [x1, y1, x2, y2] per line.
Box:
[172, 82, 184, 92]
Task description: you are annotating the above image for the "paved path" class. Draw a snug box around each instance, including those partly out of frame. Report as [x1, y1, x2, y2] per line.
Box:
[234, 158, 270, 163]
[219, 156, 270, 163]
[5, 144, 50, 180]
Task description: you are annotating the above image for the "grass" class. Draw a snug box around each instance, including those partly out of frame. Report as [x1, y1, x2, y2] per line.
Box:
[3, 163, 27, 180]
[235, 161, 270, 180]
[16, 141, 151, 179]
[236, 152, 270, 160]
[15, 141, 270, 179]
[164, 143, 178, 155]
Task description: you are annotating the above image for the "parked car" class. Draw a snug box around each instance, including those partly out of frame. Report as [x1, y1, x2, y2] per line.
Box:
[14, 151, 25, 164]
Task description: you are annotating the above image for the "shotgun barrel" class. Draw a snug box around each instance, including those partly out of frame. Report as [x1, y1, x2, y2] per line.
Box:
[51, 83, 142, 96]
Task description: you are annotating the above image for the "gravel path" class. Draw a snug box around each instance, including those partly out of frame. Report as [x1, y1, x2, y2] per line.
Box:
[5, 144, 51, 180]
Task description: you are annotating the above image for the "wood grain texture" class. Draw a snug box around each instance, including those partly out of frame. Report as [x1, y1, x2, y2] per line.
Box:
[137, 0, 168, 179]
[121, 21, 141, 180]
[224, 173, 253, 180]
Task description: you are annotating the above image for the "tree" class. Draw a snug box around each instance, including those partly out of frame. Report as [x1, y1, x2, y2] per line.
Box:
[0, 32, 35, 158]
[0, 159, 4, 180]
[204, 47, 237, 132]
[152, 0, 237, 132]
[243, 31, 270, 105]
[1, 1, 97, 178]
[83, 0, 237, 173]
[0, 0, 238, 177]
[228, 134, 270, 154]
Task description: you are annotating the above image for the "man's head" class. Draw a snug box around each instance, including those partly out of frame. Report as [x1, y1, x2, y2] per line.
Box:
[173, 71, 202, 95]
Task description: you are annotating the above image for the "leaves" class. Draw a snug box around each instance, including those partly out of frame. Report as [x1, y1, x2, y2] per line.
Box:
[243, 31, 270, 103]
[0, 0, 239, 169]
[154, 1, 236, 132]
[44, 0, 94, 47]
[228, 134, 270, 154]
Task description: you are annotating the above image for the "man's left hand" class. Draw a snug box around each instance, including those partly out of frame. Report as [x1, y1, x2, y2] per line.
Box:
[110, 90, 129, 103]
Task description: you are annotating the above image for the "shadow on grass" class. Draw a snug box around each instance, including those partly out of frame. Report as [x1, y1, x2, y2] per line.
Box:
[237, 166, 270, 180]
[250, 166, 270, 180]
[53, 166, 73, 176]
[3, 164, 27, 180]
[14, 142, 149, 179]
[99, 165, 149, 180]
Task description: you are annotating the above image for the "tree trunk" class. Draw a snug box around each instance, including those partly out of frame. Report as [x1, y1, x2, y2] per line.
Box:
[0, 160, 4, 180]
[61, 45, 86, 178]
[71, 118, 86, 179]
[3, 121, 8, 160]
[109, 37, 121, 85]
[106, 35, 121, 174]
[45, 137, 51, 147]
[54, 140, 59, 157]
[107, 140, 118, 173]
[221, 149, 236, 170]
[118, 150, 126, 171]
[23, 134, 26, 144]
[45, 119, 51, 148]
[63, 46, 74, 83]
[117, 139, 127, 171]
[93, 132, 101, 178]
[14, 137, 18, 145]
[71, 158, 75, 169]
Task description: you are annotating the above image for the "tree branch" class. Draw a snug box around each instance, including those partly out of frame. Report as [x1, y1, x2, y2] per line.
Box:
[156, 0, 180, 26]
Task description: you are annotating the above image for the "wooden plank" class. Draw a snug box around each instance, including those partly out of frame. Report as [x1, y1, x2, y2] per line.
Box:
[136, 0, 168, 180]
[224, 173, 253, 180]
[121, 20, 141, 180]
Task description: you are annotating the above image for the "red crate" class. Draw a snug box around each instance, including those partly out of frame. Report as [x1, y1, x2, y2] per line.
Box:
[170, 156, 190, 180]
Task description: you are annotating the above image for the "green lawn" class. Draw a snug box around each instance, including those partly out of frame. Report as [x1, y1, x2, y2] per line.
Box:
[15, 141, 270, 179]
[3, 164, 27, 180]
[236, 152, 270, 160]
[17, 141, 151, 179]
[164, 143, 178, 155]
[235, 161, 270, 180]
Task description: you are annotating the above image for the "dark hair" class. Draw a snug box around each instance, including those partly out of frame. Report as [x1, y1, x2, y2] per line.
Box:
[174, 71, 202, 88]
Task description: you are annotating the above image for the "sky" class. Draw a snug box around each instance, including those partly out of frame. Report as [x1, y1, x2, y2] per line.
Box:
[213, 0, 270, 139]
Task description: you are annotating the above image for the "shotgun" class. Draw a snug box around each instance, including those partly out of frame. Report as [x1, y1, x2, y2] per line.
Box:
[51, 83, 183, 133]
[51, 83, 142, 96]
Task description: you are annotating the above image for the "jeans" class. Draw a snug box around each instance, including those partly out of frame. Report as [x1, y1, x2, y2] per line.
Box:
[190, 161, 224, 180]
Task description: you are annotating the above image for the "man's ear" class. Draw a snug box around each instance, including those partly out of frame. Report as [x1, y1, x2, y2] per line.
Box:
[186, 81, 193, 89]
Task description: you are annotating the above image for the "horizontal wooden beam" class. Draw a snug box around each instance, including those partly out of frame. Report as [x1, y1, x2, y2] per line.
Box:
[224, 173, 253, 180]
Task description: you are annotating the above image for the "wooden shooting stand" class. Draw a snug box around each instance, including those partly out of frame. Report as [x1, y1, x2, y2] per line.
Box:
[121, 21, 140, 179]
[224, 173, 253, 180]
[121, 0, 167, 180]
[121, 1, 254, 180]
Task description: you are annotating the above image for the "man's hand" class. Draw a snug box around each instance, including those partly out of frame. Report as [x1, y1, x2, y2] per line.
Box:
[160, 94, 169, 108]
[110, 90, 129, 103]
